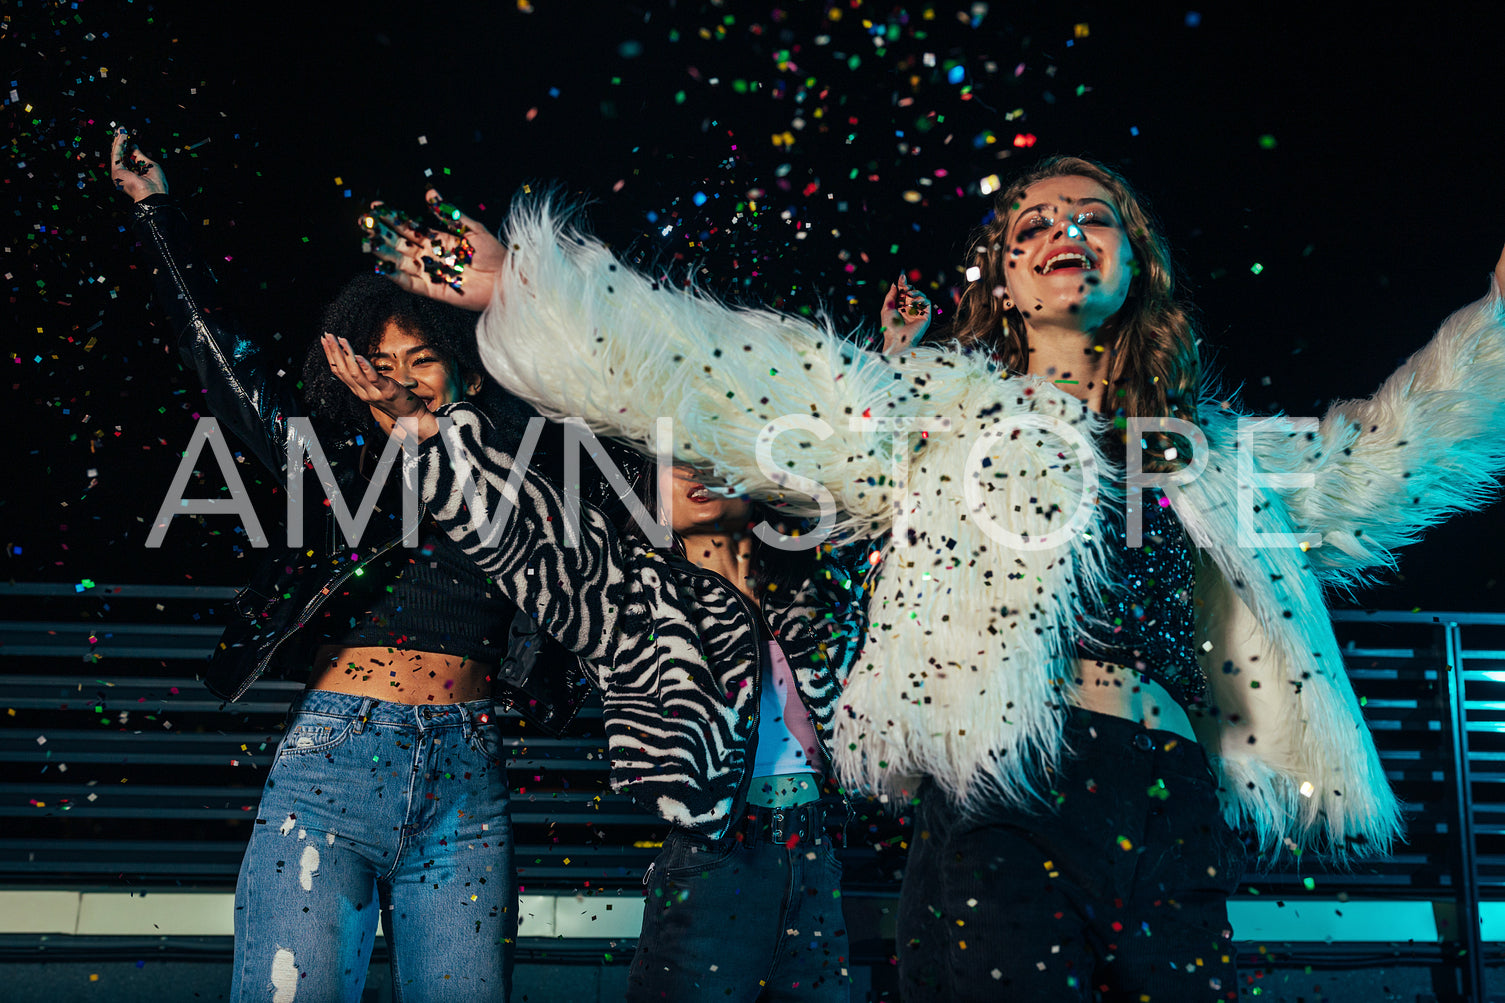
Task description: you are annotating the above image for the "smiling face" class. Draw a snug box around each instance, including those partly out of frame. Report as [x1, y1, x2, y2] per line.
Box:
[366, 321, 481, 434]
[1001, 175, 1136, 337]
[657, 464, 752, 536]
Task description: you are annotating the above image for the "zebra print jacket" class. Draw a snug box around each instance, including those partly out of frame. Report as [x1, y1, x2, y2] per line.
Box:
[413, 402, 868, 837]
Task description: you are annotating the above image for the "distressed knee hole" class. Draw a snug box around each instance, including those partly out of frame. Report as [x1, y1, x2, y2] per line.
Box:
[298, 845, 320, 892]
[270, 947, 299, 1002]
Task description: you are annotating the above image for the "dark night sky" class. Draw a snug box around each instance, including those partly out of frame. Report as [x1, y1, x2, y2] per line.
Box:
[6, 0, 1505, 611]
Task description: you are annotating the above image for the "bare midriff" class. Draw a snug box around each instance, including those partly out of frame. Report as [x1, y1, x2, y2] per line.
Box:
[307, 645, 493, 705]
[1069, 658, 1197, 740]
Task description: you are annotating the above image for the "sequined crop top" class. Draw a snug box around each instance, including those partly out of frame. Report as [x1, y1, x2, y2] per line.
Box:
[1072, 432, 1205, 710]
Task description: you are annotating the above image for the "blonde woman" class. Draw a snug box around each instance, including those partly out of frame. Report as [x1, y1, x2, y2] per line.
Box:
[374, 160, 1505, 1000]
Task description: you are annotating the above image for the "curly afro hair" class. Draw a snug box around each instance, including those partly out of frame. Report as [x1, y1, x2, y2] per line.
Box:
[299, 274, 494, 435]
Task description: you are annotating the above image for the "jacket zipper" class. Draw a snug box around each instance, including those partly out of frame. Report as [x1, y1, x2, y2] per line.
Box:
[666, 558, 765, 839]
[676, 552, 843, 771]
[227, 527, 409, 702]
[667, 555, 852, 826]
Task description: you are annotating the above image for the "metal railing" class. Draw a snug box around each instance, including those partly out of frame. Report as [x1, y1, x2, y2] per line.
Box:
[4, 586, 1505, 997]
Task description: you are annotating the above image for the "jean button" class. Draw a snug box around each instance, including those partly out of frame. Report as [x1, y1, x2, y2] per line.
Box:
[1133, 733, 1154, 751]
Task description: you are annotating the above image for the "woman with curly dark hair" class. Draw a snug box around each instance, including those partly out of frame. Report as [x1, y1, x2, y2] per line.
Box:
[325, 193, 873, 1000]
[111, 129, 546, 1002]
[300, 273, 506, 435]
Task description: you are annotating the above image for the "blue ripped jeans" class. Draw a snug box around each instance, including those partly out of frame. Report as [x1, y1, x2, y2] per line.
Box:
[232, 691, 515, 1003]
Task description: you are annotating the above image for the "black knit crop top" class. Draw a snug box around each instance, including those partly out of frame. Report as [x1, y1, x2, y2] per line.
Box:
[1072, 432, 1205, 710]
[317, 520, 512, 664]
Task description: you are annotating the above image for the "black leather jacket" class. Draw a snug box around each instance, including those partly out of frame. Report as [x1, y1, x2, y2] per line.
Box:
[129, 194, 585, 729]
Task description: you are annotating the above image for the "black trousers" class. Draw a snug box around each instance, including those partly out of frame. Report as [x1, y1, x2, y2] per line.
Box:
[897, 709, 1246, 1002]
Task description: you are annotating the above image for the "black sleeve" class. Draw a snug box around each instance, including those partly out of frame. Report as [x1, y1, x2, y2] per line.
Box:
[129, 194, 311, 482]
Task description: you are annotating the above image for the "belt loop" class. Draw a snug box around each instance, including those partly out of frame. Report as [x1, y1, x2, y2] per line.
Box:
[455, 701, 477, 739]
[279, 689, 306, 732]
[352, 697, 376, 734]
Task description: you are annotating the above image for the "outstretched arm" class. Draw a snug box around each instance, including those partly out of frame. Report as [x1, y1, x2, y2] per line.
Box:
[1250, 245, 1505, 587]
[368, 194, 982, 537]
[372, 192, 935, 355]
[112, 129, 312, 483]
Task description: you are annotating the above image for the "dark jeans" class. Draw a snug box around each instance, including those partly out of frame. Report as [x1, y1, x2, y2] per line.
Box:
[627, 803, 850, 1002]
[898, 710, 1245, 1002]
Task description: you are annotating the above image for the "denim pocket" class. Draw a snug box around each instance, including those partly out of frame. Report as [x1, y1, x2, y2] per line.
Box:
[277, 713, 357, 758]
[660, 832, 739, 880]
[466, 720, 505, 767]
[817, 837, 844, 876]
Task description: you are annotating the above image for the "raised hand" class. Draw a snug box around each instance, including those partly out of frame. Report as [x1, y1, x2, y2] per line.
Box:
[361, 189, 504, 312]
[319, 333, 439, 440]
[880, 274, 932, 354]
[109, 128, 168, 202]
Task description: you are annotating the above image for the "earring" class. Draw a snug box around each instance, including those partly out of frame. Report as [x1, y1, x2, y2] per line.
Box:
[1002, 298, 1015, 311]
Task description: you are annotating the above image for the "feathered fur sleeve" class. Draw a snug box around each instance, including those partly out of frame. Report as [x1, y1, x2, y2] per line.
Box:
[473, 202, 1130, 808]
[1245, 278, 1505, 589]
[476, 200, 971, 539]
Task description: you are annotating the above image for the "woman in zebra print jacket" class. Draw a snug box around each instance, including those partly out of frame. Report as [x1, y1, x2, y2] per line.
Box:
[325, 202, 869, 998]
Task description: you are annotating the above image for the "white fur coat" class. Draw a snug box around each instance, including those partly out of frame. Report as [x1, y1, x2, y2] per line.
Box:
[476, 203, 1505, 859]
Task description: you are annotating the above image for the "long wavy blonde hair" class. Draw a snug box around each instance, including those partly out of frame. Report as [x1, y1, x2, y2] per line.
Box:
[948, 156, 1200, 456]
